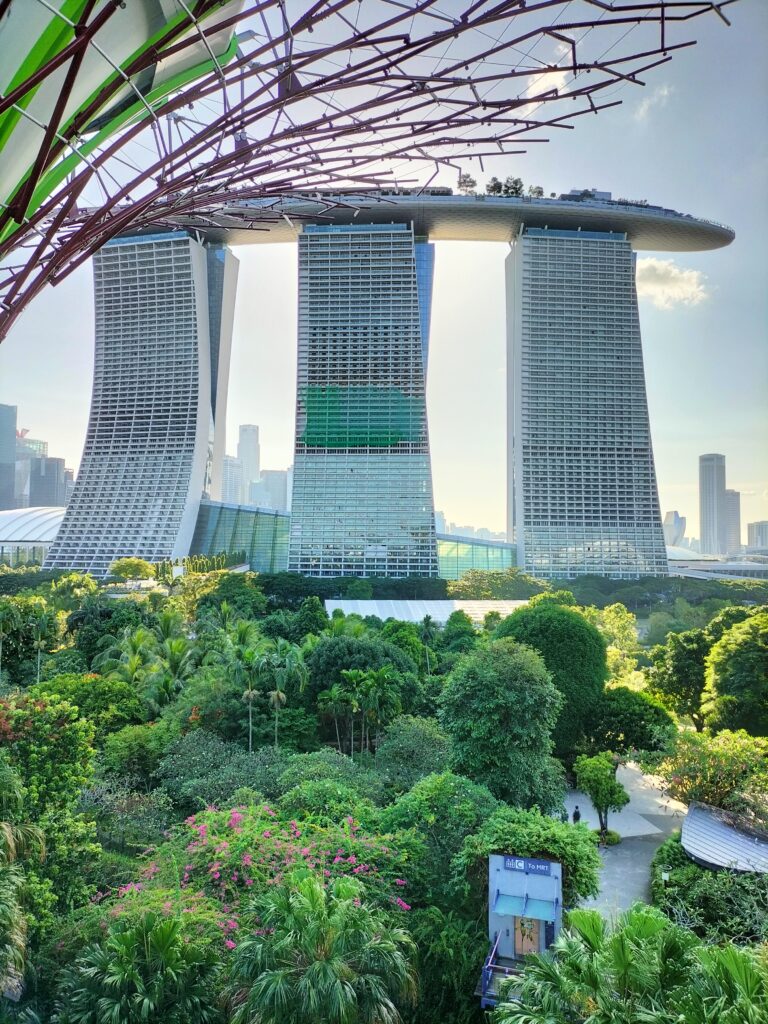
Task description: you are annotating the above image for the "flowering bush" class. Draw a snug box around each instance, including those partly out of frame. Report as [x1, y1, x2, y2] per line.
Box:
[154, 803, 425, 914]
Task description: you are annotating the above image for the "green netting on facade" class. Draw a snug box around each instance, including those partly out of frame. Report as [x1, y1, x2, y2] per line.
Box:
[300, 386, 424, 448]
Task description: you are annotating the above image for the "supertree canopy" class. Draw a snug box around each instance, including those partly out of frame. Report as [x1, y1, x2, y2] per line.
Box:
[0, 0, 735, 340]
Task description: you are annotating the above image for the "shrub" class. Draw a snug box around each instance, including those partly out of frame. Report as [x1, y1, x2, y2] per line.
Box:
[375, 716, 453, 793]
[277, 748, 387, 804]
[651, 834, 768, 943]
[277, 780, 378, 828]
[453, 806, 601, 910]
[100, 721, 176, 790]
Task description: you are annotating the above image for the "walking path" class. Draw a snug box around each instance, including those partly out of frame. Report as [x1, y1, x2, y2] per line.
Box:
[564, 764, 686, 916]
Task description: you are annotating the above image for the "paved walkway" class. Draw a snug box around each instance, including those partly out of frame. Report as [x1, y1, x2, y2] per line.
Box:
[565, 764, 686, 916]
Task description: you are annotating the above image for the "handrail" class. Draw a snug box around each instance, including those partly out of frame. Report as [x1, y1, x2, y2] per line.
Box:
[482, 931, 502, 995]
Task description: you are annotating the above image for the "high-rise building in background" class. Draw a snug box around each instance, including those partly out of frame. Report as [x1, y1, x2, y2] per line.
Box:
[249, 469, 289, 512]
[699, 453, 727, 556]
[725, 489, 741, 555]
[747, 521, 768, 552]
[45, 231, 238, 575]
[30, 457, 67, 506]
[222, 455, 244, 505]
[14, 431, 48, 507]
[288, 223, 438, 577]
[0, 404, 16, 510]
[237, 424, 261, 498]
[662, 511, 687, 548]
[507, 224, 667, 577]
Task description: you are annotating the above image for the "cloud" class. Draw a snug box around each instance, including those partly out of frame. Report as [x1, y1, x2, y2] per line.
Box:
[636, 257, 708, 310]
[634, 84, 672, 121]
[524, 44, 571, 100]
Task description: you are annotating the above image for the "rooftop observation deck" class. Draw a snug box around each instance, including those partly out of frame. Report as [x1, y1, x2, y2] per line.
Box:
[149, 188, 733, 253]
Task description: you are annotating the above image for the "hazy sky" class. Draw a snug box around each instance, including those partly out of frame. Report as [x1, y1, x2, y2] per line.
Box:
[1, 4, 766, 540]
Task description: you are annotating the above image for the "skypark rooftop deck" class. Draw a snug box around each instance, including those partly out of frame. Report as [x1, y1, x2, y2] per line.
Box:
[136, 189, 733, 252]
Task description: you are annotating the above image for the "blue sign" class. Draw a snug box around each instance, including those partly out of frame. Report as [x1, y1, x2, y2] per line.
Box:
[503, 856, 551, 876]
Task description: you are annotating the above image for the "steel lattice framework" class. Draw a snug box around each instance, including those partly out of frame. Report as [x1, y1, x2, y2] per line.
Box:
[0, 0, 735, 341]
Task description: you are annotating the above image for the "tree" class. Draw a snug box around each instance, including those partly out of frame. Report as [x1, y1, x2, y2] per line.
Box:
[589, 687, 675, 755]
[457, 172, 477, 194]
[304, 635, 416, 701]
[49, 572, 98, 613]
[0, 757, 44, 996]
[495, 604, 607, 757]
[29, 672, 144, 743]
[30, 606, 56, 684]
[380, 772, 498, 906]
[226, 874, 416, 1024]
[109, 557, 156, 581]
[440, 610, 477, 653]
[439, 640, 565, 810]
[277, 780, 377, 828]
[574, 753, 629, 833]
[656, 730, 768, 819]
[502, 175, 524, 196]
[447, 568, 546, 600]
[454, 806, 601, 910]
[493, 904, 768, 1024]
[375, 716, 452, 793]
[485, 176, 503, 195]
[648, 627, 710, 730]
[0, 599, 20, 682]
[52, 912, 223, 1023]
[701, 611, 768, 735]
[527, 184, 544, 198]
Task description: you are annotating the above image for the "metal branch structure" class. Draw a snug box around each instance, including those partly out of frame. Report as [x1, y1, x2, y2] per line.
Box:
[0, 0, 735, 340]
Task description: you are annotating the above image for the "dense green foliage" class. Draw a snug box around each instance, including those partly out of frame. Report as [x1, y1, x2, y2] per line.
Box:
[573, 753, 629, 833]
[1, 565, 764, 1022]
[701, 610, 768, 735]
[439, 641, 565, 809]
[495, 604, 607, 756]
[494, 903, 768, 1024]
[651, 834, 768, 944]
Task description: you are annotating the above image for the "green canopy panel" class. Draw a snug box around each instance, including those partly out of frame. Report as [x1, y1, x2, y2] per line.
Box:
[493, 893, 525, 916]
[524, 898, 557, 923]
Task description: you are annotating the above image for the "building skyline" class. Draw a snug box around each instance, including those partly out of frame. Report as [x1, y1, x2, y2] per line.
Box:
[747, 522, 768, 552]
[221, 454, 244, 506]
[288, 223, 439, 578]
[725, 488, 742, 555]
[237, 424, 261, 499]
[0, 401, 75, 511]
[45, 232, 239, 576]
[507, 221, 667, 578]
[699, 453, 727, 556]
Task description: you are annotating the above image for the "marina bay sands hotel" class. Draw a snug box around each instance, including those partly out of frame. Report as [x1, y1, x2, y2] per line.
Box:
[44, 189, 733, 580]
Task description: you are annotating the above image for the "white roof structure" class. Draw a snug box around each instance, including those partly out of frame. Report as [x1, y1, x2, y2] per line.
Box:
[0, 506, 66, 544]
[159, 192, 733, 253]
[325, 599, 527, 625]
[681, 803, 768, 874]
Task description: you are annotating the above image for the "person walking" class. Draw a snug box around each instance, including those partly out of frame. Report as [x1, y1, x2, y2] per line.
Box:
[572, 805, 581, 824]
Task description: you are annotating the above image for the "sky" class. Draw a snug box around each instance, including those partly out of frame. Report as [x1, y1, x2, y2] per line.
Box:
[0, 3, 766, 541]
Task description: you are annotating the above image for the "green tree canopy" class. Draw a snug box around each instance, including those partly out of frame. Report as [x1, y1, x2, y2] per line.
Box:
[495, 603, 607, 757]
[29, 672, 145, 743]
[109, 557, 155, 581]
[648, 627, 710, 730]
[590, 686, 675, 755]
[701, 610, 768, 735]
[454, 806, 600, 910]
[574, 752, 630, 833]
[53, 911, 223, 1023]
[375, 716, 453, 794]
[226, 873, 416, 1024]
[494, 903, 768, 1024]
[439, 640, 565, 810]
[379, 772, 498, 906]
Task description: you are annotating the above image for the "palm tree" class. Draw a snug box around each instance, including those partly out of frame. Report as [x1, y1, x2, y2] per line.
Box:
[493, 903, 768, 1024]
[419, 614, 438, 674]
[226, 874, 416, 1024]
[29, 608, 54, 684]
[0, 758, 44, 996]
[268, 687, 286, 748]
[317, 684, 348, 753]
[340, 669, 366, 760]
[52, 911, 222, 1023]
[153, 609, 184, 641]
[157, 636, 195, 694]
[0, 600, 20, 684]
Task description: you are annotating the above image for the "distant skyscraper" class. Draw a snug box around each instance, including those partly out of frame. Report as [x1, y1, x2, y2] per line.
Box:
[0, 404, 16, 510]
[250, 469, 288, 512]
[289, 223, 438, 577]
[747, 521, 768, 551]
[30, 457, 67, 506]
[45, 231, 238, 575]
[507, 226, 667, 577]
[662, 511, 687, 548]
[699, 454, 727, 556]
[725, 489, 741, 555]
[222, 456, 244, 505]
[237, 425, 261, 497]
